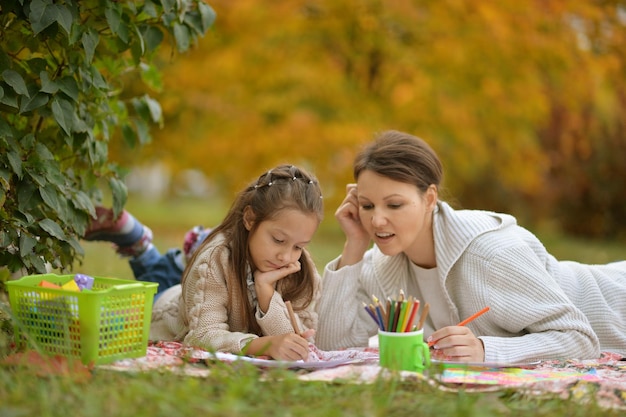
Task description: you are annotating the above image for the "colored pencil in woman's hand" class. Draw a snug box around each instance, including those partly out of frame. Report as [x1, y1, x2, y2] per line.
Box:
[428, 306, 490, 347]
[457, 306, 490, 327]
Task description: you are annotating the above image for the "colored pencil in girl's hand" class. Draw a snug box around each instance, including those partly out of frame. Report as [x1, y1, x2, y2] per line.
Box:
[285, 301, 301, 336]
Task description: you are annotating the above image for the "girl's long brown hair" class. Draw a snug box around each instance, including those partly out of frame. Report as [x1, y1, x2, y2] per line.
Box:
[182, 164, 323, 335]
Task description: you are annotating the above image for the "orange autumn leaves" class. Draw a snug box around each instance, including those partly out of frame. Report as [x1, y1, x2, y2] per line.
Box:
[111, 0, 626, 237]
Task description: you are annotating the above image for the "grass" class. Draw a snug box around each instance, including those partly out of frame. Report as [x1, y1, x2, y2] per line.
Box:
[2, 196, 625, 416]
[1, 364, 622, 417]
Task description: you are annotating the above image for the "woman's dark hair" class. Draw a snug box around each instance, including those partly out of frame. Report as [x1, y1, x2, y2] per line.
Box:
[354, 130, 443, 193]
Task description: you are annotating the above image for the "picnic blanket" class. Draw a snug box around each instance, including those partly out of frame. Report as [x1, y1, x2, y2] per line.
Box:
[100, 342, 626, 410]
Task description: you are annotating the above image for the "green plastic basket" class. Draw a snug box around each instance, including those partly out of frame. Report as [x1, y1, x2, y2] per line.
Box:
[7, 274, 158, 365]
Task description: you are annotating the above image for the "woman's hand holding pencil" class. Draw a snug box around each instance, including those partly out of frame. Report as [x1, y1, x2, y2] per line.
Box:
[427, 306, 490, 363]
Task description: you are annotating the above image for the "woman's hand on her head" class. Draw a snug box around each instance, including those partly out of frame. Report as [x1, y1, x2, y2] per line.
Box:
[335, 184, 371, 267]
[427, 326, 485, 362]
[335, 184, 368, 241]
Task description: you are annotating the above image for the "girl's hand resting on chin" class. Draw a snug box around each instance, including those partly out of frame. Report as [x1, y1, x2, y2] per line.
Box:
[254, 261, 302, 313]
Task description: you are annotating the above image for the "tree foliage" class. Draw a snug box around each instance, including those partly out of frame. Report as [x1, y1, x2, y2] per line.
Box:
[126, 0, 626, 238]
[0, 0, 215, 274]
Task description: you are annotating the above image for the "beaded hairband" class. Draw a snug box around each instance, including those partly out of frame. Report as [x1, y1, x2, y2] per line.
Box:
[254, 177, 317, 188]
[253, 170, 322, 198]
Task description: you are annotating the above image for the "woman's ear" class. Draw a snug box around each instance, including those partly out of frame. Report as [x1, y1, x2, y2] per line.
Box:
[425, 185, 438, 211]
[243, 206, 256, 231]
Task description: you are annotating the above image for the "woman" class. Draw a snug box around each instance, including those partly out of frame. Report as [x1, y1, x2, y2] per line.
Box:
[316, 130, 626, 363]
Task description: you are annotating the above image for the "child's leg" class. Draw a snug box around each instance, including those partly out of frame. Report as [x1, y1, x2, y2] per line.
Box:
[84, 207, 210, 298]
[129, 247, 185, 300]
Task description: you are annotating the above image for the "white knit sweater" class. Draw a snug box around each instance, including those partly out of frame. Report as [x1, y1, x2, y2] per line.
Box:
[316, 201, 626, 363]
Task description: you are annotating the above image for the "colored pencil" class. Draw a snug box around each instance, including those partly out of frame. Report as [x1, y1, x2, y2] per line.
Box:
[364, 292, 430, 333]
[404, 299, 420, 332]
[387, 297, 395, 331]
[373, 295, 388, 330]
[395, 300, 407, 332]
[428, 306, 490, 347]
[385, 298, 392, 330]
[416, 302, 430, 330]
[285, 300, 301, 335]
[402, 297, 415, 331]
[458, 306, 490, 327]
[392, 299, 402, 331]
[363, 302, 382, 330]
[374, 303, 386, 331]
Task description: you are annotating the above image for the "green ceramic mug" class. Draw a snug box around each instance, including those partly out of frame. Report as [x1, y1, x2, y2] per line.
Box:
[378, 329, 431, 373]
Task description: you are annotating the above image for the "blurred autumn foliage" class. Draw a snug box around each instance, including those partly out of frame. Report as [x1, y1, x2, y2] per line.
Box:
[111, 0, 626, 238]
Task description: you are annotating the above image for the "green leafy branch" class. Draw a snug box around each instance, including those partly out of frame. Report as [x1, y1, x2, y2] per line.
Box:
[0, 0, 215, 275]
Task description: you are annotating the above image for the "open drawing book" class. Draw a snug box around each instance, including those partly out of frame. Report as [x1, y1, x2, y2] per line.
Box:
[204, 343, 380, 369]
[209, 351, 366, 369]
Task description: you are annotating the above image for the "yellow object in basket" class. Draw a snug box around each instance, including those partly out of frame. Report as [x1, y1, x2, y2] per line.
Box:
[61, 279, 81, 292]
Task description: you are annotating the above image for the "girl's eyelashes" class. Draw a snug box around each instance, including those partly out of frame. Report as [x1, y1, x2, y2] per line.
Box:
[272, 235, 306, 250]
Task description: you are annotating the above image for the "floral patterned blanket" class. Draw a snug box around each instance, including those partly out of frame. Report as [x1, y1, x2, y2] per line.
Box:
[100, 343, 626, 410]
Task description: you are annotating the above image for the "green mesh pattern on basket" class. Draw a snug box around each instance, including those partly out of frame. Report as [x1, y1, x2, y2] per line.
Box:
[7, 274, 157, 365]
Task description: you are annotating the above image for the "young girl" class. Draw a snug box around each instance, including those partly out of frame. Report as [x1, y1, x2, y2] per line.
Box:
[151, 164, 323, 361]
[315, 130, 626, 364]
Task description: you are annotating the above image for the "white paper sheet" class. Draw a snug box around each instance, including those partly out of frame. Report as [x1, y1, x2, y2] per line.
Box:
[209, 352, 365, 369]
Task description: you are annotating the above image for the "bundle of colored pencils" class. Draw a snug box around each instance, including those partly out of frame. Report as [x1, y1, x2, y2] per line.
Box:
[364, 290, 430, 332]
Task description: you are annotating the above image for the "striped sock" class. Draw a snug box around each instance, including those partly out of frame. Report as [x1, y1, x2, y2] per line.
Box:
[84, 208, 146, 247]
